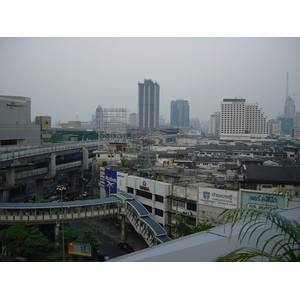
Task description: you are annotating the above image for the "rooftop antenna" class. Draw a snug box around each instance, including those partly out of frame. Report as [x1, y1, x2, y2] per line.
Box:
[286, 72, 289, 100]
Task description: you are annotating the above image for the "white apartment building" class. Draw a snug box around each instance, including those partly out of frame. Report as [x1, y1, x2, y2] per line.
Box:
[220, 98, 269, 140]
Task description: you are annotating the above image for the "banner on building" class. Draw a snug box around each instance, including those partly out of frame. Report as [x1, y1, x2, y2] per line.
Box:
[241, 190, 285, 210]
[104, 168, 117, 194]
[198, 187, 238, 209]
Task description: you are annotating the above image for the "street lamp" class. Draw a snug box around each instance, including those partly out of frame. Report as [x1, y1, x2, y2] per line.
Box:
[57, 185, 66, 262]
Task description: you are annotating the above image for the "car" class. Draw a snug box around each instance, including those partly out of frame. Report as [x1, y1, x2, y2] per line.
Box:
[24, 199, 34, 203]
[97, 254, 110, 262]
[13, 256, 30, 262]
[117, 242, 134, 253]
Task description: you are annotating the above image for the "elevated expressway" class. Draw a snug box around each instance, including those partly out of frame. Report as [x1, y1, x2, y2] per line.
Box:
[0, 141, 100, 201]
[0, 193, 171, 248]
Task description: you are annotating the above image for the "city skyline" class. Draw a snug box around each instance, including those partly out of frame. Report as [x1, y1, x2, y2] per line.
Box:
[1, 37, 300, 125]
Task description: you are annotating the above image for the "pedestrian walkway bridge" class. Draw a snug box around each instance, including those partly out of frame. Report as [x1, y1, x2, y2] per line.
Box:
[0, 193, 171, 248]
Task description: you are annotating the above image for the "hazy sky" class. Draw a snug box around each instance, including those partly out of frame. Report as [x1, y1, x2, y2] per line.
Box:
[1, 37, 299, 124]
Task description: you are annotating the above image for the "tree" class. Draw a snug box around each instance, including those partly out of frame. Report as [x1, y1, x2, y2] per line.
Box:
[0, 224, 29, 254]
[174, 214, 214, 238]
[206, 172, 217, 186]
[24, 229, 49, 256]
[215, 208, 300, 262]
[78, 227, 101, 248]
[56, 226, 80, 249]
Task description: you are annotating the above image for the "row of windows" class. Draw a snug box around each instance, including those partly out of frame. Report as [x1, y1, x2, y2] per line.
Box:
[143, 204, 164, 217]
[173, 200, 197, 211]
[127, 187, 164, 203]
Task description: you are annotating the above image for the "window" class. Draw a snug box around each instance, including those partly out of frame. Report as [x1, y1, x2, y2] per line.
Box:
[173, 200, 185, 209]
[143, 204, 152, 213]
[187, 202, 197, 211]
[155, 208, 163, 217]
[136, 189, 152, 199]
[127, 187, 134, 194]
[155, 194, 164, 203]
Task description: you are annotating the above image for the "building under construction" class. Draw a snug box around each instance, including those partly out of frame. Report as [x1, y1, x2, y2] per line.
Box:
[96, 107, 130, 139]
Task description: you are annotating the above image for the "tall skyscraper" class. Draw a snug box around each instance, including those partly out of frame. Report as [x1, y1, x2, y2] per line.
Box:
[138, 79, 160, 129]
[170, 99, 190, 128]
[281, 73, 295, 135]
[284, 96, 295, 119]
[220, 97, 269, 140]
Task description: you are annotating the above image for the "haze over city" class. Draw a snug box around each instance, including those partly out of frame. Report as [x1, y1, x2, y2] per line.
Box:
[1, 37, 299, 125]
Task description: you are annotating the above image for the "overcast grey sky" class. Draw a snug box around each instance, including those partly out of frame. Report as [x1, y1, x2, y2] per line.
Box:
[0, 37, 299, 124]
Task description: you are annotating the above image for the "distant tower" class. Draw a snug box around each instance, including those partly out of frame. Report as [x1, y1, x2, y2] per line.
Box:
[95, 105, 104, 132]
[284, 73, 295, 119]
[138, 79, 160, 129]
[282, 73, 296, 134]
[170, 99, 190, 128]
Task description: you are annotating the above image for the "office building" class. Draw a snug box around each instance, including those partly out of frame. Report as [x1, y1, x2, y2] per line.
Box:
[189, 118, 201, 130]
[220, 97, 269, 140]
[207, 112, 220, 138]
[138, 79, 160, 129]
[170, 99, 190, 128]
[284, 96, 295, 119]
[0, 95, 40, 146]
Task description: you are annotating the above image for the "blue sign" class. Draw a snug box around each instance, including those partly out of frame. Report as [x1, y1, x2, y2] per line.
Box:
[104, 169, 117, 194]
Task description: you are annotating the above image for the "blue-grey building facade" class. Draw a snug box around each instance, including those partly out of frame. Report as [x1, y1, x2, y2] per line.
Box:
[170, 99, 190, 128]
[138, 79, 160, 130]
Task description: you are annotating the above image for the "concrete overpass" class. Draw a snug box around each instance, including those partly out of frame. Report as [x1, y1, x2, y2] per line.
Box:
[0, 141, 101, 202]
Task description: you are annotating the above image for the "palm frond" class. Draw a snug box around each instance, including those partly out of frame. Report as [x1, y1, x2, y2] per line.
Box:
[217, 207, 300, 262]
[215, 247, 283, 262]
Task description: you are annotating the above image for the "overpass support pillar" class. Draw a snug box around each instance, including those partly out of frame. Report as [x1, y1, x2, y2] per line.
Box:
[35, 179, 44, 202]
[3, 167, 15, 191]
[121, 215, 126, 241]
[80, 147, 88, 170]
[0, 190, 10, 203]
[67, 171, 77, 189]
[54, 223, 60, 249]
[45, 154, 56, 179]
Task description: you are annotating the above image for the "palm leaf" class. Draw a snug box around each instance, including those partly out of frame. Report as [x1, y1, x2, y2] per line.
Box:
[217, 208, 300, 262]
[215, 247, 283, 262]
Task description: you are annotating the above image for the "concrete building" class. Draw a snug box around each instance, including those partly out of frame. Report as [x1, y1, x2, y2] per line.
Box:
[170, 99, 190, 128]
[207, 112, 220, 138]
[35, 116, 52, 144]
[0, 95, 41, 146]
[138, 79, 160, 129]
[220, 98, 269, 141]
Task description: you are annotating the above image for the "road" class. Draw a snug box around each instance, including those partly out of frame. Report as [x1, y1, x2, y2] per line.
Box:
[70, 219, 147, 260]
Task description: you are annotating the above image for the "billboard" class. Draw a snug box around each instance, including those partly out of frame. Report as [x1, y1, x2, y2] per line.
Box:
[104, 168, 117, 194]
[199, 187, 238, 209]
[68, 242, 92, 257]
[241, 190, 285, 210]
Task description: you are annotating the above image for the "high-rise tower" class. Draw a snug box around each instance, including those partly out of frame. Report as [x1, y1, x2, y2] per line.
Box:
[170, 99, 190, 128]
[281, 73, 296, 134]
[138, 79, 160, 129]
[220, 97, 269, 140]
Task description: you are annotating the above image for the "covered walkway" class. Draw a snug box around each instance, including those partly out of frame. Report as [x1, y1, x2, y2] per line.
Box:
[0, 193, 172, 248]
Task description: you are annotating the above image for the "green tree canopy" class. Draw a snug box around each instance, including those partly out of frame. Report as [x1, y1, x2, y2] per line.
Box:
[0, 224, 29, 254]
[174, 214, 214, 238]
[24, 229, 49, 256]
[56, 226, 80, 246]
[78, 227, 101, 247]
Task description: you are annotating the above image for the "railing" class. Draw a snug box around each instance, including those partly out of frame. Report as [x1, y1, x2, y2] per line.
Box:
[0, 141, 100, 163]
[0, 193, 172, 246]
[0, 201, 123, 224]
